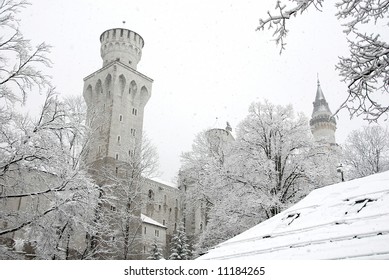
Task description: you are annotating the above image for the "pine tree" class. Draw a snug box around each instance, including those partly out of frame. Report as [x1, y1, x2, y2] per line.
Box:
[169, 224, 190, 260]
[148, 240, 164, 260]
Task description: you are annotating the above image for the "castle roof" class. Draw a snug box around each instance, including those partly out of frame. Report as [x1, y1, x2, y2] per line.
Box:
[198, 170, 389, 260]
[141, 214, 167, 228]
[310, 79, 336, 126]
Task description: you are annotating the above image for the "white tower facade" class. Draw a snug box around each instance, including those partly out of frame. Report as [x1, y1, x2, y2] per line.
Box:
[83, 28, 153, 169]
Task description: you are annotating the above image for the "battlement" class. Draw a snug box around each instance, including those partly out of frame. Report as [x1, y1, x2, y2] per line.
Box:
[100, 28, 144, 69]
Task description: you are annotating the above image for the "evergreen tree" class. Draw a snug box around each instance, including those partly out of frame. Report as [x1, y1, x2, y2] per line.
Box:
[169, 224, 190, 260]
[148, 240, 164, 260]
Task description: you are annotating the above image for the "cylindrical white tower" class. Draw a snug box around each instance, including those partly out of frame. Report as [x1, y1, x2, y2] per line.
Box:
[100, 28, 144, 69]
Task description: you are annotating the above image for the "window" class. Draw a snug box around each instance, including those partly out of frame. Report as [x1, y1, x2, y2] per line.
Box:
[115, 154, 119, 160]
[158, 205, 161, 211]
[148, 190, 154, 200]
[115, 167, 118, 174]
[132, 108, 138, 116]
[130, 128, 136, 137]
[119, 115, 123, 122]
[110, 205, 116, 212]
[155, 230, 159, 237]
[163, 220, 166, 226]
[117, 135, 121, 144]
[144, 227, 147, 234]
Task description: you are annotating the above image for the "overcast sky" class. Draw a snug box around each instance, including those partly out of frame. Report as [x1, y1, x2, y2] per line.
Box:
[18, 0, 375, 182]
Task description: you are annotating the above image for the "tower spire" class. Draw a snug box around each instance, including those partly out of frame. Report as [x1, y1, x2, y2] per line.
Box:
[309, 78, 337, 144]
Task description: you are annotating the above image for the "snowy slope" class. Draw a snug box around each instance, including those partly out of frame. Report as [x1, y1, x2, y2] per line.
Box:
[198, 171, 389, 260]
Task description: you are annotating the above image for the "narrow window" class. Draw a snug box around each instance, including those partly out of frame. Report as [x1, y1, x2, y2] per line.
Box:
[159, 205, 161, 211]
[119, 115, 123, 122]
[144, 227, 147, 234]
[117, 135, 121, 143]
[115, 167, 118, 174]
[163, 220, 166, 226]
[120, 29, 123, 37]
[115, 154, 119, 160]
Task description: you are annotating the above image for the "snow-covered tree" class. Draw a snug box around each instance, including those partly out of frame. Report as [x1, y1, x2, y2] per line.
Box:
[234, 101, 315, 217]
[169, 223, 191, 260]
[148, 239, 163, 260]
[258, 0, 389, 121]
[85, 135, 159, 260]
[343, 125, 389, 179]
[180, 101, 325, 256]
[0, 1, 97, 260]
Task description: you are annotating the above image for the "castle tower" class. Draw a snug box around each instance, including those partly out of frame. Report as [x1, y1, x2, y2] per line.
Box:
[83, 28, 153, 170]
[82, 28, 153, 259]
[309, 79, 337, 145]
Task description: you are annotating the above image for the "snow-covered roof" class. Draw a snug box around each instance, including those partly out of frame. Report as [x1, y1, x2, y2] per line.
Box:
[149, 177, 177, 189]
[198, 171, 389, 260]
[141, 214, 166, 229]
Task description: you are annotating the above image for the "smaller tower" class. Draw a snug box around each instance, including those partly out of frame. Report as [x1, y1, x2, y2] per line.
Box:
[310, 79, 337, 145]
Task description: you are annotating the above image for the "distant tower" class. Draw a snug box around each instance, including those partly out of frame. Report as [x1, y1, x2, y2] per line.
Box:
[83, 28, 153, 170]
[310, 79, 337, 145]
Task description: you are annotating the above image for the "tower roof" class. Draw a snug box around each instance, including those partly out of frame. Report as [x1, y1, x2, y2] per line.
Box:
[311, 79, 334, 120]
[315, 79, 326, 102]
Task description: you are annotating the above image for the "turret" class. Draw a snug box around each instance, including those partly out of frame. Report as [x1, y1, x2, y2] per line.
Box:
[309, 79, 337, 144]
[100, 28, 144, 69]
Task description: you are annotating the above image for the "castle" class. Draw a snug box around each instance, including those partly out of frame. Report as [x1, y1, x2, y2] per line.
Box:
[82, 28, 339, 259]
[0, 27, 339, 260]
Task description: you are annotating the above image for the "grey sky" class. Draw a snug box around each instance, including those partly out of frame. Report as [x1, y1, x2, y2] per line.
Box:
[19, 1, 371, 182]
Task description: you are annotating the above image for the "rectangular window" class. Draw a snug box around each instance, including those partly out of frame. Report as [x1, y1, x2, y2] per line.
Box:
[130, 129, 136, 137]
[144, 227, 147, 234]
[119, 115, 123, 122]
[115, 154, 119, 160]
[117, 135, 121, 143]
[155, 230, 159, 237]
[163, 220, 166, 226]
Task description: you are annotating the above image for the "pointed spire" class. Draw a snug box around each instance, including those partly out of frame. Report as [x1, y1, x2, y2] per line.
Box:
[315, 76, 326, 102]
